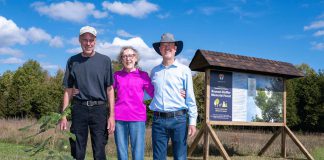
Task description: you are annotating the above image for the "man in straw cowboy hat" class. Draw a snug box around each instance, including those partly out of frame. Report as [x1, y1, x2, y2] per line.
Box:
[149, 33, 198, 160]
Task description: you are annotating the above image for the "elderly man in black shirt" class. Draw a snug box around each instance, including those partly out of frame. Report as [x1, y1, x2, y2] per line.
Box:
[59, 26, 115, 160]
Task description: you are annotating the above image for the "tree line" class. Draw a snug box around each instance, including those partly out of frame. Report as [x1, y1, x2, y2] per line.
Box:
[0, 60, 323, 132]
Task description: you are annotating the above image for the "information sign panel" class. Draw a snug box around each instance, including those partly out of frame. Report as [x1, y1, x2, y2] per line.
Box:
[209, 70, 284, 123]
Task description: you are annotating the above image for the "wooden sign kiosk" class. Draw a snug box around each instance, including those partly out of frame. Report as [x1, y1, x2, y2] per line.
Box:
[188, 49, 314, 160]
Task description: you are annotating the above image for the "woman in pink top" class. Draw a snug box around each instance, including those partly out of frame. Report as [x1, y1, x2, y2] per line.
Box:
[113, 46, 154, 160]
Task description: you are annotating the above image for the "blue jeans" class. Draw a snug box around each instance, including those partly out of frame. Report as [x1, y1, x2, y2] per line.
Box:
[152, 114, 188, 160]
[114, 121, 146, 160]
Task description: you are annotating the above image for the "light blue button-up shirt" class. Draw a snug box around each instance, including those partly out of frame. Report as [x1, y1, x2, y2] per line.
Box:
[149, 60, 198, 126]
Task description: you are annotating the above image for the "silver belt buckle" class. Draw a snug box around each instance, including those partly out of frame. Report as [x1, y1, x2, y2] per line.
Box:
[86, 101, 93, 106]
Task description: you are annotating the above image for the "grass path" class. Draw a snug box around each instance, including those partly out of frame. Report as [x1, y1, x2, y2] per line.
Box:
[1, 141, 323, 160]
[312, 147, 324, 160]
[0, 142, 37, 160]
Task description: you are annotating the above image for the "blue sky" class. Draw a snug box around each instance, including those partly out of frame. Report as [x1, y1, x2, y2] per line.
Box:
[0, 0, 323, 75]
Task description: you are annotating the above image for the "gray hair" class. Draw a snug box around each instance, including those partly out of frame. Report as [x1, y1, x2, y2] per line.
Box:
[117, 46, 140, 67]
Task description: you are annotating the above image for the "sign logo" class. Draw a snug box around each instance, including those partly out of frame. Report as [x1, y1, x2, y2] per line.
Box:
[219, 74, 224, 80]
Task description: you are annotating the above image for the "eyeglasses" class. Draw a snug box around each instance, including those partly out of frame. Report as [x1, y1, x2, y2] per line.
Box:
[121, 54, 136, 59]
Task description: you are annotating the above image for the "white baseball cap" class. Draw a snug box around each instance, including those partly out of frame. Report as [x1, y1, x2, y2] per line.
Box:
[79, 26, 97, 36]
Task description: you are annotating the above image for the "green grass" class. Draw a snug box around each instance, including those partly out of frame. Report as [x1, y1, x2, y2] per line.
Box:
[2, 141, 322, 160]
[313, 147, 324, 160]
[0, 142, 43, 160]
[0, 141, 281, 160]
[0, 142, 123, 160]
[0, 142, 90, 160]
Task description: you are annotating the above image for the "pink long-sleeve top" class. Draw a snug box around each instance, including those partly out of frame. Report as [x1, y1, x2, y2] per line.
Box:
[113, 68, 154, 121]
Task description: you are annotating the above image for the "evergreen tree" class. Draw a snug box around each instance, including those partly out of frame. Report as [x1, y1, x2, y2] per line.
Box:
[112, 60, 123, 73]
[50, 69, 64, 112]
[0, 71, 14, 117]
[286, 79, 300, 127]
[8, 60, 47, 117]
[294, 64, 323, 131]
[318, 69, 324, 131]
[192, 72, 205, 125]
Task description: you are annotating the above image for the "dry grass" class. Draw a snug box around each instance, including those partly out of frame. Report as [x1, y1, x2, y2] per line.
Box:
[0, 118, 67, 148]
[188, 128, 324, 159]
[0, 118, 152, 158]
[0, 118, 38, 144]
[0, 118, 323, 159]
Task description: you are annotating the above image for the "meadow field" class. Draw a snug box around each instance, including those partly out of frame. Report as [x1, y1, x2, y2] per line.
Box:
[0, 119, 323, 160]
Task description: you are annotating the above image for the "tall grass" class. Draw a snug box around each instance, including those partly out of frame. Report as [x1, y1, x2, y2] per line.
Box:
[0, 118, 323, 159]
[188, 128, 324, 159]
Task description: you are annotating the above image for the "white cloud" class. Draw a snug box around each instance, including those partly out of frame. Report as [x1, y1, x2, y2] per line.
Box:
[0, 47, 23, 57]
[95, 37, 155, 61]
[49, 36, 64, 48]
[96, 42, 121, 60]
[138, 58, 162, 72]
[66, 47, 82, 54]
[304, 20, 324, 30]
[111, 37, 150, 48]
[311, 42, 324, 50]
[41, 62, 60, 70]
[31, 1, 107, 23]
[318, 13, 324, 19]
[184, 49, 196, 54]
[26, 27, 51, 42]
[157, 13, 170, 19]
[0, 16, 27, 46]
[102, 0, 158, 18]
[176, 57, 191, 66]
[69, 37, 80, 46]
[0, 16, 63, 48]
[98, 37, 190, 72]
[25, 27, 63, 47]
[0, 57, 24, 64]
[313, 30, 324, 37]
[116, 29, 136, 38]
[92, 10, 108, 19]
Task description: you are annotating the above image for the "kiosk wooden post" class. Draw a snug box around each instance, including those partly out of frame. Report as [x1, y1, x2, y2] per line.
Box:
[188, 49, 314, 160]
[203, 71, 210, 159]
[281, 80, 287, 158]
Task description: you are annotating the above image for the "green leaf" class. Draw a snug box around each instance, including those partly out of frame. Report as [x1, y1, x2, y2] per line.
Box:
[18, 124, 34, 132]
[62, 131, 76, 141]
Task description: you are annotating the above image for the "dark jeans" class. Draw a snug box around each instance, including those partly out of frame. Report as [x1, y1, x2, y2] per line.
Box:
[70, 104, 108, 160]
[152, 114, 188, 160]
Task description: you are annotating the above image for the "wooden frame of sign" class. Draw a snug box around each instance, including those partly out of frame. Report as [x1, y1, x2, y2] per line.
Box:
[188, 50, 314, 160]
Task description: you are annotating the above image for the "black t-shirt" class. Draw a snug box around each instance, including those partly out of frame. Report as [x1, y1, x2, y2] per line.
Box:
[63, 52, 113, 101]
